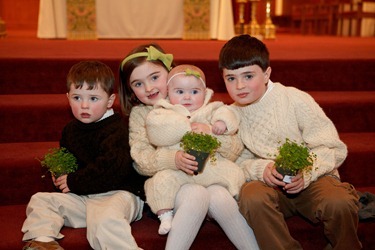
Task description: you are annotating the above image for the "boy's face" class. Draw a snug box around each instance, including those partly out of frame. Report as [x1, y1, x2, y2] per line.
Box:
[67, 82, 115, 123]
[168, 75, 206, 112]
[222, 65, 270, 105]
[129, 61, 168, 106]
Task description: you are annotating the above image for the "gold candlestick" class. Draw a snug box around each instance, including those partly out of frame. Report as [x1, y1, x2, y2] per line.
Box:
[247, 0, 260, 37]
[262, 1, 276, 39]
[0, 17, 6, 38]
[0, 5, 5, 37]
[235, 0, 248, 35]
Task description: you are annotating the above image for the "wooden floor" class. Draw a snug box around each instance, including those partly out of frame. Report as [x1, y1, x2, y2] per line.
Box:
[0, 30, 375, 61]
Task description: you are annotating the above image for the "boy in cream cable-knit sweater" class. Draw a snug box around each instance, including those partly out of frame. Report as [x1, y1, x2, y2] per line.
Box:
[145, 64, 245, 235]
[218, 34, 361, 250]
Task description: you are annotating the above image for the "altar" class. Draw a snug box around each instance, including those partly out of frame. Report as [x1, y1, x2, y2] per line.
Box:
[37, 0, 235, 40]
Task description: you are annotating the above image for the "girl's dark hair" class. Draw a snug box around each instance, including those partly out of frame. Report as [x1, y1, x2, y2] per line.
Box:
[219, 34, 270, 71]
[67, 60, 114, 95]
[119, 43, 173, 115]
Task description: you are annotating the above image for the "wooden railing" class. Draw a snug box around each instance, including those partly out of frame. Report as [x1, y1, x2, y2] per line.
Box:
[291, 0, 375, 36]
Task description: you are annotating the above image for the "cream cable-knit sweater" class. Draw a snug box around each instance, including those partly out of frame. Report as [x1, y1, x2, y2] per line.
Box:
[129, 89, 244, 177]
[234, 81, 347, 189]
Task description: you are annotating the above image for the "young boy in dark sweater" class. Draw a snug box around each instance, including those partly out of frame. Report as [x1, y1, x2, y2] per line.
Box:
[22, 61, 146, 250]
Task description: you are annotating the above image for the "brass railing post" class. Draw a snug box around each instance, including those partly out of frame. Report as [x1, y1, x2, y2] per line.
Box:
[247, 0, 260, 36]
[0, 15, 6, 38]
[261, 0, 276, 39]
[235, 0, 248, 35]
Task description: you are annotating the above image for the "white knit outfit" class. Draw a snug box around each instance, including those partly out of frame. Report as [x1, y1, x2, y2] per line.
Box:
[129, 95, 244, 178]
[144, 88, 245, 213]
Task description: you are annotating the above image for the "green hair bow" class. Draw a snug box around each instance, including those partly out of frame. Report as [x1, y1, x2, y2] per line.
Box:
[185, 68, 201, 78]
[120, 46, 173, 71]
[167, 67, 206, 87]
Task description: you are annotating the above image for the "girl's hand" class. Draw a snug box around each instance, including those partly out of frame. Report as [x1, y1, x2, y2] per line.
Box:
[263, 162, 286, 187]
[175, 150, 198, 175]
[53, 174, 71, 193]
[283, 173, 304, 194]
[191, 122, 211, 134]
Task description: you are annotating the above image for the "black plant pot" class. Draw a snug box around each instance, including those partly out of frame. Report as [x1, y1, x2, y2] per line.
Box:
[188, 149, 209, 175]
[275, 166, 296, 184]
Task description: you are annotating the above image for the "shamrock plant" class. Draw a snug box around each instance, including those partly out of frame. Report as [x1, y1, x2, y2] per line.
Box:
[274, 138, 317, 178]
[39, 147, 78, 178]
[180, 131, 221, 163]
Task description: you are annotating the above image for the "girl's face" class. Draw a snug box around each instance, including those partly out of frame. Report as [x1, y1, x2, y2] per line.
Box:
[67, 82, 115, 123]
[168, 75, 205, 112]
[129, 61, 169, 106]
[222, 65, 271, 105]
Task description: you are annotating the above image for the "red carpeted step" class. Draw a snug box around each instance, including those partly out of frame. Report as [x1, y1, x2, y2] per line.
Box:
[0, 206, 237, 250]
[0, 94, 72, 143]
[1, 58, 375, 94]
[1, 35, 374, 250]
[309, 91, 375, 133]
[0, 94, 116, 143]
[2, 91, 374, 143]
[0, 141, 58, 205]
[2, 203, 374, 250]
[339, 133, 375, 187]
[1, 133, 374, 206]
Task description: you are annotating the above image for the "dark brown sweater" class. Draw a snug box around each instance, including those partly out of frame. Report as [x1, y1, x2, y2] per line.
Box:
[60, 113, 147, 199]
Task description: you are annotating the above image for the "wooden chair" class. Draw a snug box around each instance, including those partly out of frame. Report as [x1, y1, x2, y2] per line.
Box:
[291, 4, 304, 34]
[315, 3, 340, 35]
[291, 2, 339, 35]
[337, 0, 375, 36]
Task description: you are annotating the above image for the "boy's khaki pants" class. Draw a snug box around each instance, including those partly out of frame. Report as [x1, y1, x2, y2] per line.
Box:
[22, 190, 144, 250]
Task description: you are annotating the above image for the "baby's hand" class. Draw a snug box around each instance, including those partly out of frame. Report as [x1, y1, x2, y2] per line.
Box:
[212, 120, 227, 135]
[191, 122, 211, 134]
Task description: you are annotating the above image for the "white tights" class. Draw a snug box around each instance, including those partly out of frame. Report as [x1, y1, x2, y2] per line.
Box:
[165, 184, 259, 250]
[207, 185, 259, 250]
[165, 184, 209, 250]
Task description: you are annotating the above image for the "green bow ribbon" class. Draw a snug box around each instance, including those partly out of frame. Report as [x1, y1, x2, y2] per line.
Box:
[121, 46, 173, 71]
[185, 68, 201, 78]
[146, 46, 173, 70]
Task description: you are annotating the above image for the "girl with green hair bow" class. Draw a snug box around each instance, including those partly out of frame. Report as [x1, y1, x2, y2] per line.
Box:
[119, 44, 259, 250]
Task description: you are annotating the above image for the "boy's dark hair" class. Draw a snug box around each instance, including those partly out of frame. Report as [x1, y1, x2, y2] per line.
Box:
[67, 60, 115, 95]
[219, 34, 270, 71]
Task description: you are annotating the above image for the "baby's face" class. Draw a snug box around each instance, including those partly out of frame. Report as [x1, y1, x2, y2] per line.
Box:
[168, 75, 206, 112]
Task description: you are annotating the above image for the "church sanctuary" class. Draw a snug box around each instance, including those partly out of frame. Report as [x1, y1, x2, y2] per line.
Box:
[0, 0, 374, 249]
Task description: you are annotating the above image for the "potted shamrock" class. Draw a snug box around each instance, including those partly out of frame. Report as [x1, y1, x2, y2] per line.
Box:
[180, 131, 221, 175]
[274, 139, 317, 183]
[39, 147, 78, 178]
